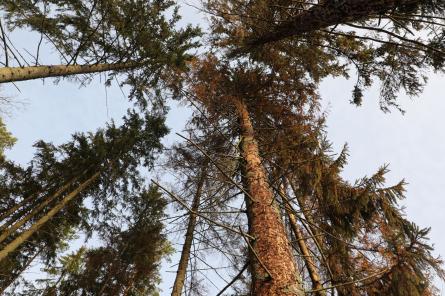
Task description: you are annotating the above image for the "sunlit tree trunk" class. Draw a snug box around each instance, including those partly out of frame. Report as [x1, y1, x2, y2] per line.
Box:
[288, 180, 359, 296]
[281, 185, 325, 296]
[236, 100, 304, 296]
[0, 172, 99, 262]
[0, 193, 36, 222]
[171, 161, 208, 296]
[0, 62, 140, 84]
[0, 178, 76, 244]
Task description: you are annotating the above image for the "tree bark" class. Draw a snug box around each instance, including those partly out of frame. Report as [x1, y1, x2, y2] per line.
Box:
[171, 161, 208, 296]
[236, 100, 304, 296]
[280, 184, 325, 296]
[0, 193, 36, 222]
[246, 0, 422, 47]
[0, 62, 140, 84]
[0, 178, 77, 244]
[0, 172, 99, 263]
[288, 179, 358, 296]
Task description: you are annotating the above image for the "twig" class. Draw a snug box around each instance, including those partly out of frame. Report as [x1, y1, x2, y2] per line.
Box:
[216, 261, 249, 296]
[238, 226, 273, 280]
[152, 179, 254, 240]
[176, 133, 256, 202]
[305, 268, 389, 293]
[0, 19, 8, 66]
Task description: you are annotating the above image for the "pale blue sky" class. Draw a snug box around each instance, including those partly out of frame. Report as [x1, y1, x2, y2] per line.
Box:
[1, 1, 444, 294]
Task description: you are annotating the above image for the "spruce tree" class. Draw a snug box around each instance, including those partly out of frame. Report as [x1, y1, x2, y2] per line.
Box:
[0, 0, 199, 108]
[1, 0, 444, 295]
[0, 110, 169, 293]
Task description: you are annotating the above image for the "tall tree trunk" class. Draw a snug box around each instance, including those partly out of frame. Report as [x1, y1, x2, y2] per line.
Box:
[246, 0, 422, 47]
[0, 62, 140, 84]
[0, 178, 77, 244]
[0, 172, 99, 262]
[171, 160, 208, 296]
[0, 193, 36, 222]
[235, 100, 304, 296]
[279, 184, 325, 296]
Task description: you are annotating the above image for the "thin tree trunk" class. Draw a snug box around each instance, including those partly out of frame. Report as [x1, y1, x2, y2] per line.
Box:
[0, 193, 36, 222]
[288, 181, 325, 256]
[0, 172, 100, 263]
[171, 160, 208, 296]
[0, 62, 140, 84]
[235, 100, 304, 296]
[288, 179, 356, 296]
[246, 0, 422, 47]
[0, 248, 41, 294]
[279, 185, 325, 296]
[0, 177, 77, 244]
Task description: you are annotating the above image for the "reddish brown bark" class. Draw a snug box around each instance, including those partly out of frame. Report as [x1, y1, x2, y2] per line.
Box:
[236, 100, 304, 296]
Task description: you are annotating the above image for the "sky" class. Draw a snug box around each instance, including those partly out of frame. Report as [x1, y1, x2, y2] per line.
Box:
[1, 1, 445, 295]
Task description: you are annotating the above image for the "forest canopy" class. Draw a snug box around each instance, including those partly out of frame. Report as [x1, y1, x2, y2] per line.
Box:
[0, 0, 444, 295]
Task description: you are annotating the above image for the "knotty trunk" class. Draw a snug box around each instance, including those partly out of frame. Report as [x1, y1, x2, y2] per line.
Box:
[236, 100, 304, 296]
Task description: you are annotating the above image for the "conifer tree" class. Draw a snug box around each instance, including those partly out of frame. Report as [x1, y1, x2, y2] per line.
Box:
[31, 186, 171, 296]
[1, 0, 444, 295]
[161, 109, 248, 296]
[0, 110, 169, 293]
[169, 53, 444, 295]
[0, 0, 199, 106]
[205, 0, 444, 111]
[0, 117, 15, 159]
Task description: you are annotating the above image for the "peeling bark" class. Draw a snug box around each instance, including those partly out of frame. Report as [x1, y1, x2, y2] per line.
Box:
[236, 100, 304, 296]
